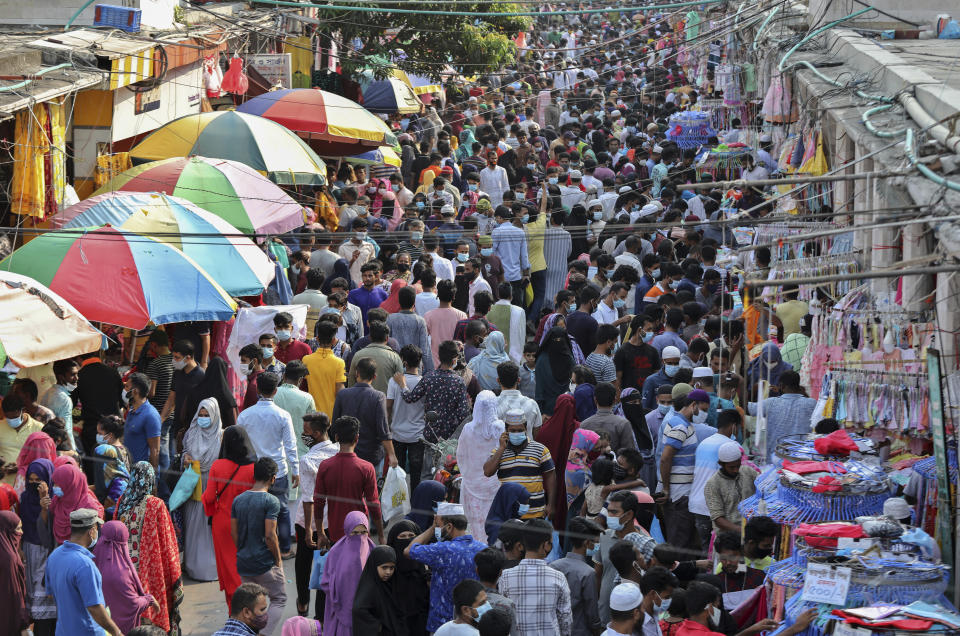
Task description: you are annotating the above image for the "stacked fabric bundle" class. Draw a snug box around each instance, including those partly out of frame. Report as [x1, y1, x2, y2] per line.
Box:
[664, 111, 717, 148]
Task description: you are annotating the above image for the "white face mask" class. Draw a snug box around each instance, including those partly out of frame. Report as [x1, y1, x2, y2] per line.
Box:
[710, 606, 722, 626]
[692, 409, 708, 424]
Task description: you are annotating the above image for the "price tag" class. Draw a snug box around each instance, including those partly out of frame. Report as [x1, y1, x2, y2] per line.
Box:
[801, 563, 852, 605]
[834, 622, 871, 636]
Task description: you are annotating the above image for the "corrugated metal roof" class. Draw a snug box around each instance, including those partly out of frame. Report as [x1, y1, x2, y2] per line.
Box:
[27, 29, 154, 59]
[0, 65, 103, 119]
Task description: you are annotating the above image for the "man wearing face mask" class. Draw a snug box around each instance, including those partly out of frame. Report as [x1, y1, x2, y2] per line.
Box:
[122, 373, 161, 472]
[615, 315, 661, 394]
[746, 371, 815, 463]
[641, 346, 682, 411]
[40, 359, 81, 451]
[605, 582, 644, 636]
[484, 412, 556, 519]
[550, 517, 603, 636]
[657, 391, 702, 553]
[435, 579, 494, 635]
[45, 508, 123, 636]
[212, 582, 270, 636]
[597, 491, 657, 623]
[405, 503, 488, 632]
[688, 406, 738, 553]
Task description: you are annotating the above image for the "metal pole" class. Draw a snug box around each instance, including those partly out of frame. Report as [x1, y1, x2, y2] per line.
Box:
[744, 264, 960, 286]
[677, 170, 910, 191]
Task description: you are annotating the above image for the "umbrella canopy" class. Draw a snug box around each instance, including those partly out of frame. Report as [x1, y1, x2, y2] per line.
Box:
[405, 71, 443, 95]
[88, 156, 305, 236]
[0, 225, 237, 330]
[53, 192, 275, 297]
[361, 74, 422, 114]
[344, 146, 401, 168]
[129, 111, 327, 185]
[0, 272, 103, 368]
[237, 89, 397, 156]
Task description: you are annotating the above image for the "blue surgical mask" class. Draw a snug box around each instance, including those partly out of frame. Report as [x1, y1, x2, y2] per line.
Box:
[476, 601, 493, 619]
[434, 526, 443, 541]
[651, 268, 661, 278]
[669, 280, 680, 289]
[52, 486, 64, 497]
[416, 201, 425, 209]
[95, 433, 108, 444]
[355, 231, 367, 242]
[664, 364, 680, 377]
[642, 331, 654, 343]
[516, 503, 530, 516]
[593, 211, 603, 221]
[568, 303, 577, 313]
[522, 214, 530, 223]
[469, 184, 478, 191]
[276, 330, 292, 342]
[262, 346, 274, 359]
[457, 253, 469, 263]
[659, 598, 672, 613]
[548, 177, 559, 185]
[197, 416, 213, 429]
[7, 416, 22, 429]
[481, 247, 493, 257]
[657, 403, 671, 415]
[613, 298, 626, 309]
[411, 231, 423, 241]
[605, 269, 616, 278]
[605, 515, 623, 531]
[527, 163, 537, 171]
[509, 432, 527, 446]
[588, 543, 600, 557]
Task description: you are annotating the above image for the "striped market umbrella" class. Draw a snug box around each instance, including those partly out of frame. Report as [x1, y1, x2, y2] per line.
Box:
[344, 146, 402, 168]
[129, 111, 327, 185]
[236, 88, 396, 156]
[88, 156, 305, 236]
[0, 272, 103, 368]
[0, 225, 237, 330]
[53, 192, 275, 297]
[361, 72, 422, 114]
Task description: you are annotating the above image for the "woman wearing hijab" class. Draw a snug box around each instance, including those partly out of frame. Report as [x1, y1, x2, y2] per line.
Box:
[15, 431, 56, 490]
[352, 545, 407, 635]
[320, 510, 377, 636]
[536, 326, 575, 416]
[49, 463, 103, 545]
[115, 462, 183, 633]
[282, 616, 322, 635]
[386, 520, 430, 635]
[93, 520, 157, 633]
[405, 480, 447, 531]
[565, 429, 602, 506]
[746, 341, 792, 398]
[566, 204, 592, 258]
[379, 278, 408, 314]
[21, 458, 56, 634]
[0, 510, 29, 635]
[202, 426, 256, 608]
[536, 393, 580, 531]
[457, 129, 478, 162]
[181, 398, 223, 581]
[457, 391, 506, 543]
[369, 177, 397, 224]
[574, 381, 597, 422]
[322, 260, 357, 295]
[536, 313, 585, 364]
[182, 357, 238, 429]
[485, 482, 531, 546]
[467, 332, 512, 393]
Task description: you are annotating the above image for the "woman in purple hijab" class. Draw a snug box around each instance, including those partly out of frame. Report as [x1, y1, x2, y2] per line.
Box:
[93, 520, 157, 633]
[319, 510, 376, 636]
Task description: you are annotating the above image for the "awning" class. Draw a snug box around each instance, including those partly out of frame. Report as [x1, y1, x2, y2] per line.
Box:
[27, 29, 155, 91]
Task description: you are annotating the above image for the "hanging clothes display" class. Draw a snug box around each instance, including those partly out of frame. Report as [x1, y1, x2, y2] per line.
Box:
[12, 99, 66, 218]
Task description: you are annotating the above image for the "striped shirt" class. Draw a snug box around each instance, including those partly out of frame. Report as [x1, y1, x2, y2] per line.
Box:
[662, 412, 698, 501]
[585, 353, 616, 384]
[494, 441, 555, 518]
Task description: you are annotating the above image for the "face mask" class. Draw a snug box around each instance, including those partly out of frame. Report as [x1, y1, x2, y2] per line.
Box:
[516, 503, 530, 516]
[276, 330, 292, 342]
[521, 214, 530, 224]
[378, 188, 388, 195]
[692, 410, 708, 424]
[301, 433, 316, 448]
[664, 364, 679, 377]
[121, 389, 130, 405]
[568, 303, 577, 313]
[548, 177, 559, 185]
[527, 163, 537, 170]
[534, 146, 543, 152]
[710, 606, 722, 626]
[52, 486, 64, 497]
[508, 432, 527, 446]
[355, 231, 367, 241]
[411, 231, 423, 242]
[250, 611, 269, 632]
[357, 207, 368, 216]
[392, 184, 400, 192]
[197, 416, 213, 429]
[457, 253, 469, 263]
[434, 526, 443, 541]
[613, 298, 626, 309]
[481, 247, 493, 257]
[261, 346, 274, 359]
[367, 187, 377, 193]
[642, 331, 654, 344]
[752, 547, 773, 559]
[669, 280, 681, 290]
[96, 433, 108, 444]
[657, 403, 671, 415]
[765, 360, 778, 369]
[612, 463, 627, 480]
[605, 514, 623, 531]
[416, 201, 425, 209]
[172, 358, 187, 371]
[7, 416, 22, 429]
[88, 534, 98, 550]
[588, 543, 600, 557]
[650, 268, 661, 278]
[468, 184, 478, 192]
[64, 382, 78, 392]
[241, 364, 254, 377]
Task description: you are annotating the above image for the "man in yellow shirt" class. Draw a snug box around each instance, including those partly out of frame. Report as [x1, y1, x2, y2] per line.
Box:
[301, 321, 346, 419]
[0, 392, 44, 484]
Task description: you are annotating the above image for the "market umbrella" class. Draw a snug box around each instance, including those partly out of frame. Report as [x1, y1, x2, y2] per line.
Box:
[129, 111, 327, 186]
[0, 225, 238, 330]
[87, 156, 305, 236]
[405, 71, 443, 96]
[0, 272, 103, 368]
[361, 71, 422, 114]
[52, 192, 275, 297]
[236, 88, 397, 156]
[343, 146, 402, 168]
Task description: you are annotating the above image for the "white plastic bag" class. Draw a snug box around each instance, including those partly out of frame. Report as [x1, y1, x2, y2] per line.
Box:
[380, 466, 410, 522]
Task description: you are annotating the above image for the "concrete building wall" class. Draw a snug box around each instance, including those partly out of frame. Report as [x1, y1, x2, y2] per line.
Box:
[808, 0, 954, 29]
[2, 0, 178, 29]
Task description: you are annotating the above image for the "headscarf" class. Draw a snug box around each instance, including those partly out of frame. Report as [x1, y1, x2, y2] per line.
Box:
[182, 357, 237, 429]
[387, 519, 424, 576]
[386, 519, 429, 624]
[463, 390, 504, 441]
[485, 482, 531, 546]
[537, 314, 585, 364]
[320, 511, 376, 634]
[281, 616, 322, 636]
[53, 455, 78, 469]
[115, 461, 155, 523]
[457, 129, 478, 161]
[323, 259, 356, 294]
[16, 432, 56, 480]
[467, 331, 512, 391]
[20, 458, 53, 546]
[93, 521, 153, 634]
[539, 326, 575, 383]
[566, 429, 601, 473]
[536, 393, 579, 530]
[0, 510, 28, 635]
[50, 464, 103, 544]
[352, 545, 407, 636]
[183, 397, 224, 471]
[94, 443, 130, 485]
[746, 341, 792, 387]
[574, 382, 597, 421]
[379, 278, 408, 314]
[219, 425, 257, 466]
[405, 480, 446, 531]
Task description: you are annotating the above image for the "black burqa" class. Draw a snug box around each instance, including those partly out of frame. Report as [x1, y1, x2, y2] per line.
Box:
[535, 326, 575, 416]
[386, 520, 430, 636]
[182, 357, 238, 428]
[351, 545, 409, 636]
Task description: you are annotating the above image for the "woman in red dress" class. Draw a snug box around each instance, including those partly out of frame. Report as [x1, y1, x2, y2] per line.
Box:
[202, 425, 256, 608]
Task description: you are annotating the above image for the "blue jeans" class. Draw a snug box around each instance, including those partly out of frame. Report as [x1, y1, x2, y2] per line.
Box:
[528, 269, 547, 321]
[269, 475, 292, 553]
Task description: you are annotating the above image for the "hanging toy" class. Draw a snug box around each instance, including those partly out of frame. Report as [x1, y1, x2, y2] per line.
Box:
[221, 54, 249, 96]
[202, 53, 223, 98]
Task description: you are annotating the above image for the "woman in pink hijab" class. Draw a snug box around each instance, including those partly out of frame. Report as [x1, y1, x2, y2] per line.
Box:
[15, 432, 56, 489]
[319, 510, 376, 636]
[49, 464, 103, 544]
[368, 177, 397, 222]
[93, 521, 157, 633]
[379, 278, 408, 314]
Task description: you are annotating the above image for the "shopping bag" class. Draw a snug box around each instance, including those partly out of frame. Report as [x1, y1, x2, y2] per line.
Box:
[380, 466, 411, 522]
[168, 462, 201, 511]
[309, 549, 328, 589]
[190, 460, 203, 501]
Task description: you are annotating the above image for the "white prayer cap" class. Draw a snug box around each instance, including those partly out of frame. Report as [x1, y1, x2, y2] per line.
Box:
[437, 502, 465, 516]
[718, 442, 743, 463]
[609, 582, 644, 611]
[692, 367, 713, 378]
